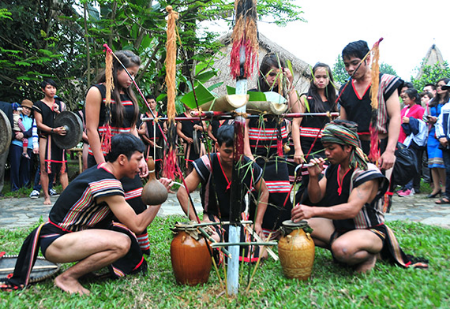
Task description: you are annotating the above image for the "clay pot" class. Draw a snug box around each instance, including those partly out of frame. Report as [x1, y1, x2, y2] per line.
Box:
[278, 220, 315, 280]
[141, 156, 168, 206]
[170, 227, 212, 285]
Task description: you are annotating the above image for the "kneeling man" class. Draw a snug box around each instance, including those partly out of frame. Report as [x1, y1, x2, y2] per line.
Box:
[4, 134, 171, 294]
[177, 125, 269, 262]
[292, 120, 427, 272]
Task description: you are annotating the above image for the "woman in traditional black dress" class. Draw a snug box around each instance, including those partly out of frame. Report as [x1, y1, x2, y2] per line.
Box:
[293, 62, 337, 202]
[85, 50, 154, 255]
[244, 53, 300, 239]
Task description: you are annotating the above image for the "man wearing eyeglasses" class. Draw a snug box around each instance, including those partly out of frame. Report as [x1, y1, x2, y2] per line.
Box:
[338, 40, 404, 172]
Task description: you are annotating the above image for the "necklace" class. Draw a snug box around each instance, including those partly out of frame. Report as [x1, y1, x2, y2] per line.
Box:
[337, 165, 351, 196]
[217, 153, 232, 191]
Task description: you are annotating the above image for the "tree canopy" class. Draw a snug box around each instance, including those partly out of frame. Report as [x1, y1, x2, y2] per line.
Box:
[0, 0, 304, 111]
[411, 61, 450, 91]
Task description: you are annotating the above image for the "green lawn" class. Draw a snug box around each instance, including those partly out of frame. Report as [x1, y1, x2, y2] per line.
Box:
[1, 217, 449, 308]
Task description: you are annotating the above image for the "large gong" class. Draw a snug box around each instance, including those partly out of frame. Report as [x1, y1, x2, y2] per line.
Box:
[52, 111, 83, 150]
[0, 110, 12, 154]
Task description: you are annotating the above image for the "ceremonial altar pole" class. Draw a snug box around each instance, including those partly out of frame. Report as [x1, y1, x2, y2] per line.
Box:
[227, 46, 247, 296]
[227, 0, 258, 295]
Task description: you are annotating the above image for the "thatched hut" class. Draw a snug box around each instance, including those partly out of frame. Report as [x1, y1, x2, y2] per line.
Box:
[204, 32, 312, 96]
[415, 44, 445, 79]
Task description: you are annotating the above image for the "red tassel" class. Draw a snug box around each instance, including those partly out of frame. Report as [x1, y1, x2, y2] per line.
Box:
[101, 124, 112, 153]
[230, 38, 258, 79]
[277, 138, 283, 157]
[368, 122, 380, 163]
[162, 147, 177, 180]
[230, 38, 243, 78]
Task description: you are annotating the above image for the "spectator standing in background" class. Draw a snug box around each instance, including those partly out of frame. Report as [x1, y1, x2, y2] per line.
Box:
[33, 79, 68, 205]
[9, 100, 35, 191]
[397, 89, 425, 197]
[428, 78, 450, 200]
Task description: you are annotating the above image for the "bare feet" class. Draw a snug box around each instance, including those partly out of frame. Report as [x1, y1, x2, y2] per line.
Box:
[54, 274, 90, 295]
[43, 197, 52, 205]
[354, 253, 377, 273]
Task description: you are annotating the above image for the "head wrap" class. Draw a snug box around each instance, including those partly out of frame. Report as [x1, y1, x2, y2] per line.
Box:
[321, 121, 368, 170]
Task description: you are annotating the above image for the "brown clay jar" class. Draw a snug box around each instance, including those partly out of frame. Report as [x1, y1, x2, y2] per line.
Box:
[170, 228, 212, 285]
[278, 220, 315, 280]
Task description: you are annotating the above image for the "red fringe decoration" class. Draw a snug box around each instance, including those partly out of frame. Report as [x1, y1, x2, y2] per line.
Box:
[162, 147, 177, 180]
[277, 138, 283, 158]
[230, 37, 258, 79]
[368, 122, 380, 164]
[101, 124, 112, 154]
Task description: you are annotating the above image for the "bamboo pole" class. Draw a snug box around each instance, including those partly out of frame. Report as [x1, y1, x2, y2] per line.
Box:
[141, 112, 339, 122]
[244, 225, 279, 261]
[211, 242, 277, 247]
[0, 265, 58, 272]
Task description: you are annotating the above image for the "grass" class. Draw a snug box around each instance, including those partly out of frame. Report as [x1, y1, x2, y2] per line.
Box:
[1, 217, 449, 308]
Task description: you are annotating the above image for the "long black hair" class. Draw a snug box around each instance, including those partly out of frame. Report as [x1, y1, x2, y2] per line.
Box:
[305, 62, 337, 113]
[257, 52, 286, 94]
[96, 50, 140, 128]
[429, 78, 450, 107]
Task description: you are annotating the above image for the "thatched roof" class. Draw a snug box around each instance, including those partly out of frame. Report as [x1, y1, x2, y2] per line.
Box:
[416, 44, 445, 79]
[204, 32, 312, 96]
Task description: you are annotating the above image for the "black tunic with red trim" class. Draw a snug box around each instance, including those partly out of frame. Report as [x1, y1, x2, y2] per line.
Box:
[338, 73, 403, 137]
[193, 153, 262, 219]
[318, 163, 428, 269]
[247, 117, 292, 230]
[321, 164, 388, 231]
[300, 97, 333, 159]
[86, 84, 149, 253]
[33, 100, 66, 174]
[88, 84, 137, 156]
[47, 164, 122, 231]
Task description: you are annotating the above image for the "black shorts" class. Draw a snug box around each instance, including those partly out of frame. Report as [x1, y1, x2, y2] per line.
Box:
[39, 223, 68, 257]
[330, 224, 387, 245]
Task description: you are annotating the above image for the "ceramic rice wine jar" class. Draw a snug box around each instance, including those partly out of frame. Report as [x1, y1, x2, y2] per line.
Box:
[141, 156, 168, 206]
[278, 220, 315, 280]
[170, 223, 212, 285]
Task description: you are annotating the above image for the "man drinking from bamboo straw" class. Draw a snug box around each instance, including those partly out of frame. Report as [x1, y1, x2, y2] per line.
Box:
[291, 120, 428, 272]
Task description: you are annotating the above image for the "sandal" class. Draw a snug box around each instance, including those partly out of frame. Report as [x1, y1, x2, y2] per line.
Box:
[435, 197, 450, 204]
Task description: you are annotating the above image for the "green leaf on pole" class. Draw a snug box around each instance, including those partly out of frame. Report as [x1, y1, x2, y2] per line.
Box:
[180, 81, 217, 109]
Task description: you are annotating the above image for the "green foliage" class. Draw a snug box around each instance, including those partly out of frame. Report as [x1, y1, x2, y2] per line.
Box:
[0, 0, 304, 112]
[0, 219, 449, 308]
[332, 55, 348, 86]
[0, 8, 12, 20]
[411, 61, 450, 91]
[379, 63, 397, 76]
